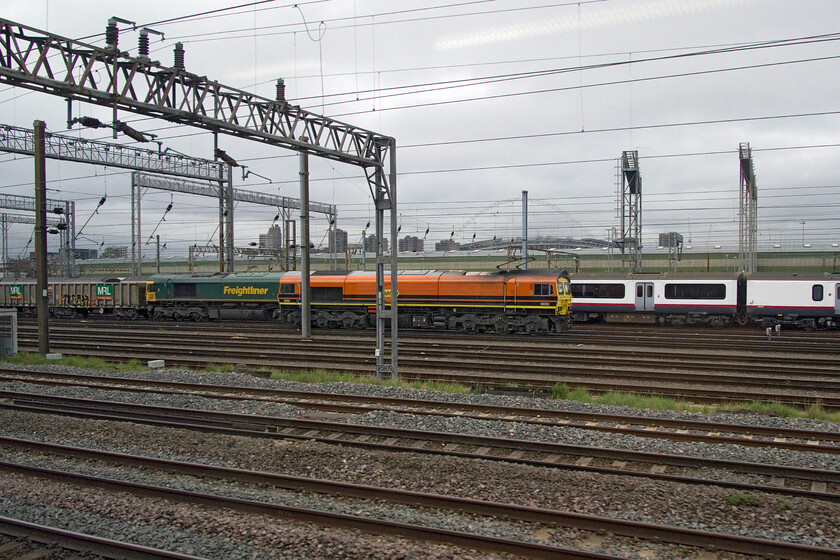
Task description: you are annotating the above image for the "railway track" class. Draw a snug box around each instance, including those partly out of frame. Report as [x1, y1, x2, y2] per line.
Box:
[3, 435, 839, 560]
[3, 389, 839, 503]
[3, 367, 840, 456]
[2, 362, 839, 558]
[16, 320, 840, 409]
[0, 516, 206, 559]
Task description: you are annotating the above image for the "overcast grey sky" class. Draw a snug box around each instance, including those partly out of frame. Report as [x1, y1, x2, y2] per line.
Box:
[1, 0, 839, 257]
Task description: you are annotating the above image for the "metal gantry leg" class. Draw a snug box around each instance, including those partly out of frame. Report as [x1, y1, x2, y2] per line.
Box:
[33, 120, 49, 355]
[299, 151, 311, 339]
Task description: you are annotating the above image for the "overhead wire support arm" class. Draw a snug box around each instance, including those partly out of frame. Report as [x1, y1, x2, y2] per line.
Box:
[0, 17, 391, 168]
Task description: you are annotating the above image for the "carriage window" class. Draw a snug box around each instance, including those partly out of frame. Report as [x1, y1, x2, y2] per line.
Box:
[812, 285, 824, 302]
[637, 285, 643, 298]
[664, 283, 725, 300]
[534, 283, 554, 296]
[571, 283, 625, 298]
[280, 283, 296, 295]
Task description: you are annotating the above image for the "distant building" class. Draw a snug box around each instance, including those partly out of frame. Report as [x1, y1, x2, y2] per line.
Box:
[330, 228, 348, 253]
[363, 233, 388, 253]
[259, 224, 283, 249]
[75, 248, 98, 260]
[435, 239, 460, 251]
[398, 235, 424, 252]
[100, 246, 128, 259]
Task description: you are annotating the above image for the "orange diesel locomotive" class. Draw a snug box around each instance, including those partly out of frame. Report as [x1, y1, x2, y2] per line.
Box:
[275, 269, 572, 333]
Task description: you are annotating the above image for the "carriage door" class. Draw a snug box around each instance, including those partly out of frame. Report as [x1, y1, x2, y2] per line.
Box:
[635, 282, 654, 311]
[836, 284, 840, 316]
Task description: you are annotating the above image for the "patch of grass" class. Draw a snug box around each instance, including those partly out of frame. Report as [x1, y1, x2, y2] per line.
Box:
[201, 363, 236, 373]
[269, 368, 471, 394]
[726, 493, 761, 507]
[549, 382, 840, 423]
[3, 352, 144, 371]
[114, 359, 145, 371]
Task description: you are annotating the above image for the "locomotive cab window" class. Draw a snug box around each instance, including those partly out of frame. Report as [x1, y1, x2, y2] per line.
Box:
[280, 283, 296, 295]
[664, 283, 725, 300]
[812, 284, 824, 302]
[146, 284, 158, 293]
[534, 283, 554, 296]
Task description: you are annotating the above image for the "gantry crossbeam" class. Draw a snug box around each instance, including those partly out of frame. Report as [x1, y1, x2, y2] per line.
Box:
[0, 18, 390, 168]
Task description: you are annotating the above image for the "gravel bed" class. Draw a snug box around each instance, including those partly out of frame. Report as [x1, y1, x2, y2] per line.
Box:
[0, 363, 839, 558]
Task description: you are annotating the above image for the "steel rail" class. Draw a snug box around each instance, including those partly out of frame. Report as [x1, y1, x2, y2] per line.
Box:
[17, 332, 840, 386]
[2, 391, 839, 501]
[2, 435, 838, 560]
[2, 369, 840, 454]
[0, 460, 623, 560]
[20, 324, 840, 370]
[17, 338, 840, 410]
[0, 516, 208, 559]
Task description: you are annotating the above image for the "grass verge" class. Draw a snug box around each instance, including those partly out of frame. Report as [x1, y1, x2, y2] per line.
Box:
[3, 352, 144, 371]
[4, 353, 837, 421]
[551, 381, 840, 422]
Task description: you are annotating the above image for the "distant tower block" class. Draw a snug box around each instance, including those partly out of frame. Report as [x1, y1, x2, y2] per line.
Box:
[738, 142, 757, 273]
[618, 150, 642, 272]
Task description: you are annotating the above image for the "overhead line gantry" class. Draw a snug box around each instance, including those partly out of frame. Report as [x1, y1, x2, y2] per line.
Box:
[0, 17, 398, 378]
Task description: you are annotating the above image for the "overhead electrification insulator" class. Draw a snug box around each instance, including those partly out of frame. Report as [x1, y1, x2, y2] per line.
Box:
[276, 78, 286, 103]
[116, 121, 148, 143]
[138, 28, 164, 60]
[78, 116, 106, 128]
[105, 18, 119, 48]
[215, 149, 238, 167]
[174, 43, 185, 71]
[105, 16, 134, 50]
[138, 32, 149, 58]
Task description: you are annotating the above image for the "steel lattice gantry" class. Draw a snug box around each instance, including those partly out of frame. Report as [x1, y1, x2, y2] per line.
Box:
[0, 122, 231, 275]
[0, 123, 227, 182]
[618, 150, 642, 273]
[738, 143, 757, 273]
[132, 172, 337, 275]
[0, 194, 75, 276]
[0, 212, 60, 273]
[0, 17, 398, 378]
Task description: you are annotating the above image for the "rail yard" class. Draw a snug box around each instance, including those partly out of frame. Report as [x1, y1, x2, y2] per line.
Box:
[0, 318, 838, 558]
[1, 1, 840, 558]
